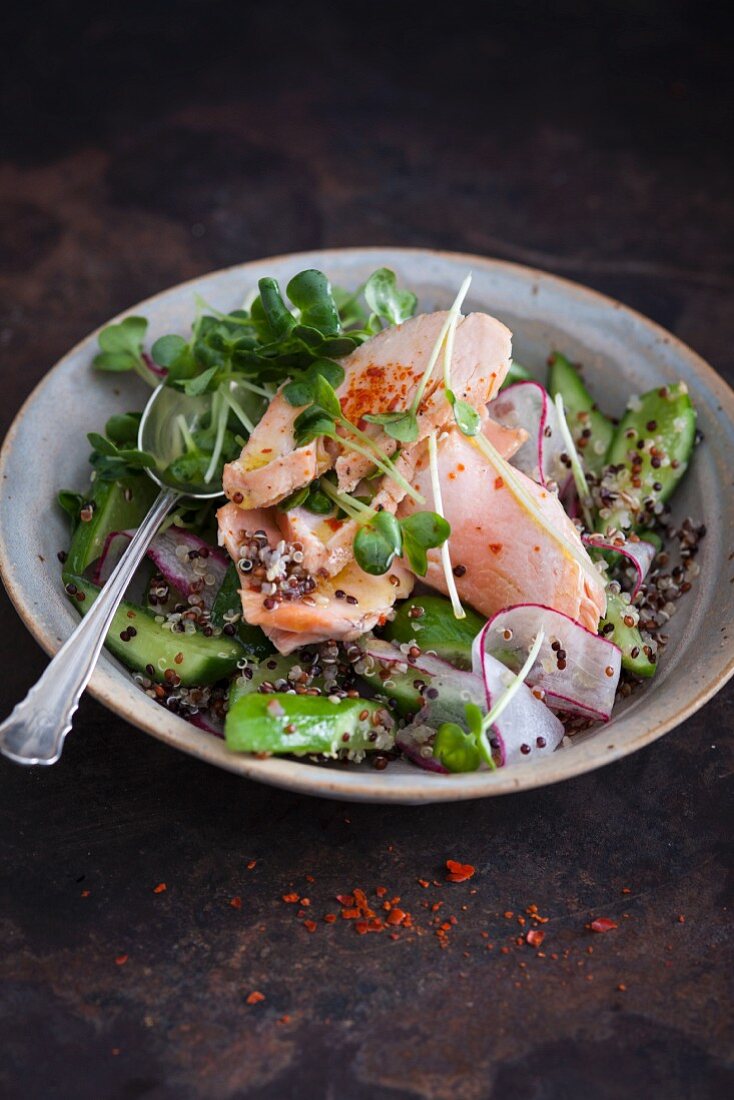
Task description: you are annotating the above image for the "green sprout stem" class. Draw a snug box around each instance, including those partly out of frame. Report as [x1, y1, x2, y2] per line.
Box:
[427, 432, 465, 619]
[475, 628, 546, 765]
[337, 418, 424, 504]
[442, 273, 473, 400]
[409, 276, 472, 418]
[318, 478, 376, 524]
[553, 392, 595, 529]
[204, 390, 230, 484]
[221, 388, 256, 434]
[176, 414, 198, 453]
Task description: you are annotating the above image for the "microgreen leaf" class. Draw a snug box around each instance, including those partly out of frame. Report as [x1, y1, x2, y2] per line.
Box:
[257, 277, 296, 340]
[293, 405, 338, 446]
[433, 722, 481, 773]
[399, 511, 451, 576]
[57, 490, 85, 533]
[181, 365, 220, 396]
[310, 374, 342, 418]
[278, 485, 311, 511]
[104, 412, 142, 448]
[364, 268, 417, 327]
[304, 482, 337, 515]
[286, 270, 341, 336]
[452, 399, 481, 437]
[151, 334, 198, 381]
[282, 359, 345, 408]
[353, 511, 403, 575]
[362, 410, 419, 444]
[97, 316, 147, 356]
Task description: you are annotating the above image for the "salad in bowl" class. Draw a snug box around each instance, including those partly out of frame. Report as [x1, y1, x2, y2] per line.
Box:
[56, 266, 703, 777]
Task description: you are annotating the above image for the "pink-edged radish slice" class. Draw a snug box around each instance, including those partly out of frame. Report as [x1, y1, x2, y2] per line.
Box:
[487, 380, 567, 489]
[582, 533, 656, 599]
[395, 725, 450, 773]
[94, 526, 228, 609]
[362, 638, 565, 770]
[473, 604, 622, 721]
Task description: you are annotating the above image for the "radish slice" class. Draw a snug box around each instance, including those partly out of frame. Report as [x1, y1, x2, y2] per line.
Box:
[478, 650, 566, 766]
[474, 605, 622, 721]
[93, 529, 135, 585]
[396, 725, 449, 773]
[187, 710, 225, 738]
[487, 381, 567, 489]
[146, 528, 228, 608]
[94, 526, 229, 609]
[582, 533, 656, 599]
[362, 638, 565, 770]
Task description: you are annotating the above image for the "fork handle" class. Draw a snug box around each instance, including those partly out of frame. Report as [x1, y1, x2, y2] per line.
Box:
[0, 486, 179, 765]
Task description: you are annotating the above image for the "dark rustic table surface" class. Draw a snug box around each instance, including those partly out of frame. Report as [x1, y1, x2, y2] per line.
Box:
[1, 3, 732, 1097]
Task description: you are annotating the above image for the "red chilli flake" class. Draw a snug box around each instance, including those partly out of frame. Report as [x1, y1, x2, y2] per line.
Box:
[282, 892, 300, 904]
[229, 896, 243, 909]
[115, 954, 129, 966]
[589, 917, 618, 933]
[153, 882, 167, 894]
[445, 860, 475, 883]
[526, 929, 545, 947]
[303, 920, 317, 933]
[246, 991, 265, 1005]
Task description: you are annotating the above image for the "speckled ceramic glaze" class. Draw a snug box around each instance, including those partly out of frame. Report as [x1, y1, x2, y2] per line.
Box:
[1, 249, 732, 803]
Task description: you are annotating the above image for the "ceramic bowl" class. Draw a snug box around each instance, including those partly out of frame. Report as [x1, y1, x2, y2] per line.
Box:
[1, 248, 732, 803]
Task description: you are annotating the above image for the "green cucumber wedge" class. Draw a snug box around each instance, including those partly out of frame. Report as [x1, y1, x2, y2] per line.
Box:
[64, 575, 245, 685]
[599, 382, 696, 532]
[600, 590, 656, 678]
[382, 594, 485, 670]
[225, 691, 393, 756]
[64, 476, 158, 577]
[547, 352, 615, 474]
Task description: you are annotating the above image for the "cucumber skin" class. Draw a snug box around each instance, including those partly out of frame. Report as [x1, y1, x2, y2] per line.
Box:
[65, 575, 245, 685]
[225, 693, 390, 755]
[601, 384, 696, 532]
[382, 595, 485, 670]
[357, 664, 426, 716]
[65, 475, 158, 577]
[600, 591, 656, 678]
[547, 352, 615, 474]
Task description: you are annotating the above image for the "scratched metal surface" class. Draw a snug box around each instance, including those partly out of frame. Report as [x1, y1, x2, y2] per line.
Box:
[0, 2, 732, 1097]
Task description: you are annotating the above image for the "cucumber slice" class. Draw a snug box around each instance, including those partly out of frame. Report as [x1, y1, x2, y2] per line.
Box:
[356, 660, 428, 717]
[600, 590, 656, 678]
[210, 563, 274, 660]
[229, 653, 303, 696]
[600, 382, 696, 532]
[382, 595, 485, 669]
[64, 575, 245, 685]
[225, 693, 393, 756]
[65, 475, 158, 576]
[547, 352, 615, 475]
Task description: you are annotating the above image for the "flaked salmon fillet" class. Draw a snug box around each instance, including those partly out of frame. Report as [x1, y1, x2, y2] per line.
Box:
[396, 428, 606, 631]
[222, 385, 332, 509]
[274, 416, 527, 579]
[222, 309, 512, 508]
[335, 310, 512, 490]
[217, 502, 414, 655]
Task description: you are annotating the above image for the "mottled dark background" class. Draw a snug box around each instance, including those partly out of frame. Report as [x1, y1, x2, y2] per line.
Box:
[1, 2, 732, 1097]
